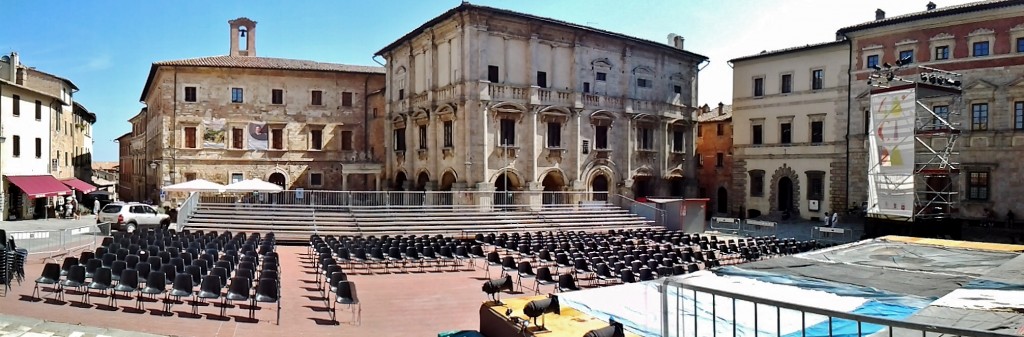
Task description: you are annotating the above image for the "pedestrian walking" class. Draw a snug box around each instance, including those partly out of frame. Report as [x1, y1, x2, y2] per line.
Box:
[823, 212, 831, 227]
[93, 201, 100, 216]
[831, 211, 839, 228]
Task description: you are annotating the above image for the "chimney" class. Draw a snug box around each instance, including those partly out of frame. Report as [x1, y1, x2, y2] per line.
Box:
[667, 34, 684, 50]
[228, 17, 258, 57]
[875, 8, 885, 20]
[926, 2, 937, 10]
[6, 52, 18, 82]
[717, 102, 724, 115]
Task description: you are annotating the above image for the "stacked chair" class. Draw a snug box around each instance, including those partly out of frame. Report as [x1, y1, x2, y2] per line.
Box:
[31, 228, 282, 324]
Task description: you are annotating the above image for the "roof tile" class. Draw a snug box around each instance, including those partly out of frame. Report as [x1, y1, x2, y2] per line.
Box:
[153, 55, 385, 74]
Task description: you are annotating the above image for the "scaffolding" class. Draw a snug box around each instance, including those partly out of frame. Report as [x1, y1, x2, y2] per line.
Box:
[867, 65, 962, 221]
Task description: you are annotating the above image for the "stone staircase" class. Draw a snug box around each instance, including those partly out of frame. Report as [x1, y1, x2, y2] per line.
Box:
[183, 202, 657, 241]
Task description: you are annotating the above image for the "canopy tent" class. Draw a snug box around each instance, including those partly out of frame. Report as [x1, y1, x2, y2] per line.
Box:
[223, 178, 284, 192]
[61, 178, 97, 193]
[161, 179, 226, 193]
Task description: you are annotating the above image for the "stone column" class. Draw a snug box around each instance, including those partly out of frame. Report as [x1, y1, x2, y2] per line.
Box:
[527, 182, 544, 211]
[476, 182, 495, 210]
[341, 173, 349, 191]
[374, 174, 381, 191]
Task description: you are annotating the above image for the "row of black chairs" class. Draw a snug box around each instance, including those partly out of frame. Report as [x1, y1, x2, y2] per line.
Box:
[311, 234, 480, 274]
[33, 229, 283, 324]
[308, 235, 360, 324]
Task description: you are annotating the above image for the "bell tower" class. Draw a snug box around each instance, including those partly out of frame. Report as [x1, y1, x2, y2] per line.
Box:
[229, 17, 257, 57]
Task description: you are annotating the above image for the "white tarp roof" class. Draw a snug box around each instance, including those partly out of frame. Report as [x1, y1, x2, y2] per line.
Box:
[161, 179, 226, 193]
[223, 178, 283, 192]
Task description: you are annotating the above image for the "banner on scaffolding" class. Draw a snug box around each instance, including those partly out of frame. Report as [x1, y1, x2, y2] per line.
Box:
[867, 88, 916, 219]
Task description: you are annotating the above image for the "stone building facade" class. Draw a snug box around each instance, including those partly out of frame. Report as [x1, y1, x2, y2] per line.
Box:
[838, 1, 1024, 221]
[730, 41, 849, 220]
[695, 103, 733, 216]
[116, 131, 134, 202]
[135, 18, 386, 205]
[375, 3, 707, 206]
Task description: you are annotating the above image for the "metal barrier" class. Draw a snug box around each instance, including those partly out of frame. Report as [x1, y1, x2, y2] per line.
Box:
[660, 277, 1017, 337]
[178, 191, 200, 227]
[7, 225, 103, 261]
[742, 219, 778, 238]
[609, 194, 667, 227]
[710, 217, 741, 234]
[811, 226, 855, 245]
[195, 190, 609, 210]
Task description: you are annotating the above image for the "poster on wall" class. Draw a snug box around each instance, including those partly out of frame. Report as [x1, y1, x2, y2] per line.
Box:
[247, 122, 268, 150]
[203, 118, 227, 149]
[867, 88, 916, 219]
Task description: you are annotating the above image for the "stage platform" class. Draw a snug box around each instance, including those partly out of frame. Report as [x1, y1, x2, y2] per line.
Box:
[479, 236, 1024, 337]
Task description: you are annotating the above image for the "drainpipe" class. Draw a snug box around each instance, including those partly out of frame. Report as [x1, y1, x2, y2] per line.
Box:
[363, 74, 370, 154]
[842, 35, 853, 215]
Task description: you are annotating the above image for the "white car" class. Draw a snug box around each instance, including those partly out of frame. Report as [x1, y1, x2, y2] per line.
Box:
[97, 202, 171, 232]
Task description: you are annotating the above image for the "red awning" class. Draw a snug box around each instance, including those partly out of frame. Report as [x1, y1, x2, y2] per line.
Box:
[6, 175, 73, 199]
[61, 178, 97, 194]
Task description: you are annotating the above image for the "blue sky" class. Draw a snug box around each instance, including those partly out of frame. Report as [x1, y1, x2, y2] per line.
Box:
[6, 0, 976, 162]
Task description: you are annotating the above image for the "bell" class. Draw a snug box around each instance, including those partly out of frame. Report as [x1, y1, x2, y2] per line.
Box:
[240, 29, 247, 37]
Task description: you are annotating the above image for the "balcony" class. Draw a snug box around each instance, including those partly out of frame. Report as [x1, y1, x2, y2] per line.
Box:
[474, 81, 691, 119]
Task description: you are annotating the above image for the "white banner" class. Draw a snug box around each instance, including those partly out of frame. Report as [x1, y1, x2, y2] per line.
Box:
[868, 88, 916, 218]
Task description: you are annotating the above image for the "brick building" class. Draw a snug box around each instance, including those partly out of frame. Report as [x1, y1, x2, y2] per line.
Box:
[838, 1, 1024, 222]
[133, 18, 386, 205]
[695, 103, 733, 216]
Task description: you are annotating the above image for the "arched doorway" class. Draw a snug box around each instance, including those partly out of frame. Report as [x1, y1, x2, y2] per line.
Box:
[778, 177, 793, 212]
[541, 171, 566, 205]
[438, 171, 457, 206]
[494, 171, 520, 208]
[268, 172, 286, 189]
[391, 171, 408, 205]
[633, 176, 652, 199]
[416, 172, 429, 191]
[669, 177, 685, 197]
[393, 172, 407, 191]
[717, 187, 728, 214]
[591, 174, 609, 201]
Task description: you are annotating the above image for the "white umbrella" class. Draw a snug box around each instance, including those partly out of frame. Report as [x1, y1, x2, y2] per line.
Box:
[223, 178, 284, 192]
[161, 179, 227, 193]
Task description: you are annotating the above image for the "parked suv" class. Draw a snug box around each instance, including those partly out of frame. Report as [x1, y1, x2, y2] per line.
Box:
[97, 202, 171, 232]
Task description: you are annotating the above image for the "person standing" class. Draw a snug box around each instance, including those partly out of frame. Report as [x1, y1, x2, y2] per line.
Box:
[823, 212, 831, 227]
[93, 201, 100, 216]
[831, 211, 839, 228]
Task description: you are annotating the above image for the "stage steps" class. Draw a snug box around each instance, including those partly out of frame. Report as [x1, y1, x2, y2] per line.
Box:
[183, 202, 657, 241]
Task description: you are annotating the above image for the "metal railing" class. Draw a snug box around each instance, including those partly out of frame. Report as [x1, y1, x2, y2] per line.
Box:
[743, 219, 778, 238]
[178, 191, 200, 227]
[710, 217, 742, 234]
[6, 225, 103, 261]
[194, 190, 613, 210]
[609, 194, 666, 227]
[660, 277, 1017, 337]
[811, 226, 856, 245]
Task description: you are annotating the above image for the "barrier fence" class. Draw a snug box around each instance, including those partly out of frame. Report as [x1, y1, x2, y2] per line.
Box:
[609, 194, 667, 228]
[811, 226, 855, 245]
[709, 218, 778, 238]
[6, 224, 103, 261]
[660, 278, 1017, 337]
[710, 217, 741, 234]
[196, 190, 610, 210]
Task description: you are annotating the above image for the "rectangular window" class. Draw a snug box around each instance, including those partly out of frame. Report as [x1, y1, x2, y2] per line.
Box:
[753, 78, 764, 97]
[811, 121, 823, 144]
[311, 90, 323, 106]
[231, 127, 244, 149]
[716, 124, 724, 136]
[398, 89, 405, 100]
[443, 121, 454, 148]
[231, 88, 243, 103]
[811, 69, 824, 90]
[637, 127, 653, 150]
[271, 128, 284, 150]
[342, 92, 353, 107]
[184, 86, 197, 102]
[1018, 38, 1024, 53]
[696, 153, 703, 167]
[341, 130, 353, 151]
[596, 72, 607, 81]
[752, 125, 763, 145]
[673, 85, 682, 94]
[34, 137, 41, 158]
[933, 105, 950, 129]
[697, 124, 703, 137]
[972, 103, 988, 131]
[898, 50, 914, 64]
[184, 127, 197, 148]
[716, 153, 724, 167]
[973, 41, 989, 57]
[808, 175, 824, 200]
[867, 55, 879, 68]
[1016, 102, 1024, 130]
[672, 130, 684, 152]
[781, 74, 792, 94]
[968, 171, 989, 200]
[595, 125, 608, 149]
[35, 100, 42, 120]
[185, 172, 197, 182]
[750, 172, 764, 197]
[310, 129, 323, 150]
[537, 71, 547, 88]
[13, 135, 21, 157]
[636, 78, 651, 88]
[582, 140, 590, 154]
[230, 173, 244, 184]
[547, 122, 561, 148]
[393, 128, 406, 151]
[310, 173, 323, 187]
[487, 65, 500, 83]
[935, 46, 949, 60]
[418, 125, 428, 150]
[499, 119, 516, 146]
[780, 123, 792, 144]
[272, 89, 283, 104]
[583, 82, 591, 93]
[12, 95, 19, 116]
